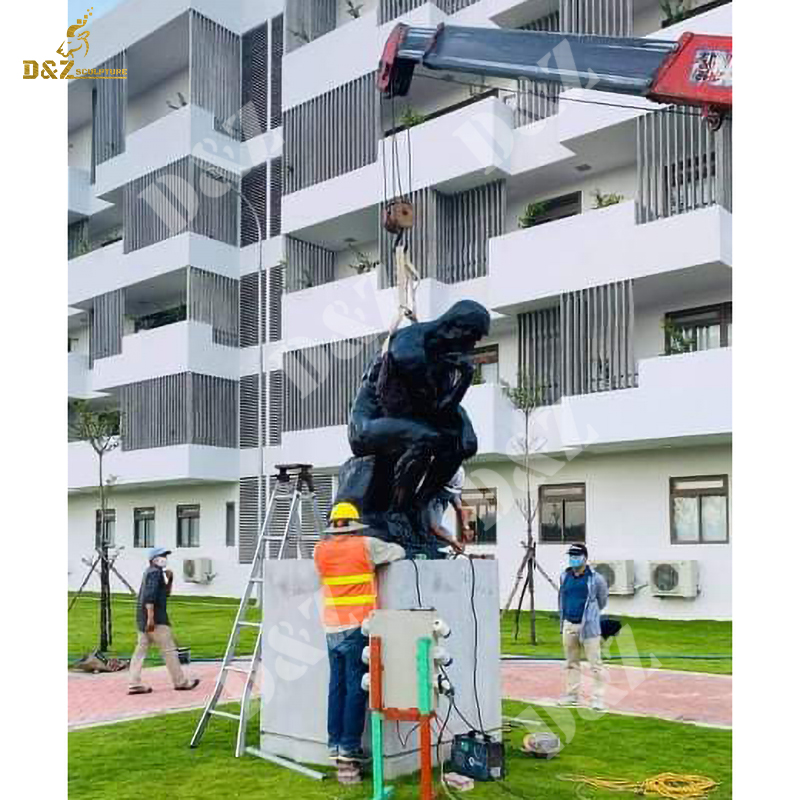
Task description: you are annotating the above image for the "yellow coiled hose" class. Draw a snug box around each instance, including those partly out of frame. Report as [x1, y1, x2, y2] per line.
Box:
[558, 772, 719, 799]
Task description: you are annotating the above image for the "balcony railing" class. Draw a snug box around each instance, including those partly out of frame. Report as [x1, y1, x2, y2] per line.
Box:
[636, 108, 732, 224]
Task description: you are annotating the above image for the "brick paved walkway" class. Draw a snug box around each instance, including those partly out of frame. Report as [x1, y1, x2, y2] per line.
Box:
[68, 661, 731, 730]
[502, 661, 732, 727]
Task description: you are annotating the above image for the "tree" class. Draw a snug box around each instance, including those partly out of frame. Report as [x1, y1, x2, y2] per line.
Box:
[502, 376, 543, 645]
[69, 400, 121, 653]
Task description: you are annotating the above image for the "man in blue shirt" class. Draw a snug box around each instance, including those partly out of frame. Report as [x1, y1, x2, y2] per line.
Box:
[558, 543, 608, 710]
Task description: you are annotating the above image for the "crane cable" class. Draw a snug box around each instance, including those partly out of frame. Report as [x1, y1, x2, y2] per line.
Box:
[558, 772, 719, 799]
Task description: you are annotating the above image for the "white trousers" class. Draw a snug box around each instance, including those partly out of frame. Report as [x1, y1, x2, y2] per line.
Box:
[562, 620, 604, 702]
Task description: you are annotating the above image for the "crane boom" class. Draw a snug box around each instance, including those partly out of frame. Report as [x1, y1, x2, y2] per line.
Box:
[378, 23, 732, 124]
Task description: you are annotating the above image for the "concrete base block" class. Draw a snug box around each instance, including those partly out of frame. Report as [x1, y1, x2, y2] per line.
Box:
[259, 558, 502, 779]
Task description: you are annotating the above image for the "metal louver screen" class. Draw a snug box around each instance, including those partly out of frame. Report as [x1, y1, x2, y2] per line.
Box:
[119, 373, 237, 450]
[284, 73, 377, 193]
[560, 280, 636, 396]
[284, 334, 383, 432]
[518, 306, 562, 406]
[379, 181, 506, 287]
[190, 11, 241, 137]
[187, 267, 238, 347]
[515, 79, 562, 127]
[559, 0, 632, 36]
[285, 237, 335, 293]
[238, 476, 266, 564]
[239, 271, 266, 348]
[241, 163, 267, 246]
[123, 157, 239, 253]
[520, 11, 561, 31]
[239, 373, 266, 448]
[379, 0, 438, 23]
[636, 108, 732, 223]
[285, 0, 336, 53]
[269, 369, 284, 445]
[241, 24, 268, 141]
[269, 156, 283, 237]
[90, 289, 124, 363]
[270, 15, 283, 129]
[268, 263, 283, 342]
[94, 53, 126, 167]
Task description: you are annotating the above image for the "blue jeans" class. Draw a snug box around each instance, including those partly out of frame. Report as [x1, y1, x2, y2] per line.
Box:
[326, 628, 368, 753]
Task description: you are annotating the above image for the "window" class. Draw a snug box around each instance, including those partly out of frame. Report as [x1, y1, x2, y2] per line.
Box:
[133, 507, 155, 549]
[176, 504, 200, 548]
[462, 488, 497, 544]
[226, 502, 236, 548]
[664, 303, 732, 355]
[95, 509, 116, 548]
[468, 346, 499, 385]
[670, 476, 729, 544]
[539, 484, 586, 543]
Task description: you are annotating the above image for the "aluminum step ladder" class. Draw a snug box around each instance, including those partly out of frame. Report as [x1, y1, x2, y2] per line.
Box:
[189, 464, 326, 757]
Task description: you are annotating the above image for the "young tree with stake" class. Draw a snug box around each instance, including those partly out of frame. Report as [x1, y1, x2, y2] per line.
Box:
[502, 377, 543, 645]
[69, 400, 121, 653]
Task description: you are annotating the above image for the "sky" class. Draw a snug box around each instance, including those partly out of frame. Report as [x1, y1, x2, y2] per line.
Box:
[68, 0, 123, 26]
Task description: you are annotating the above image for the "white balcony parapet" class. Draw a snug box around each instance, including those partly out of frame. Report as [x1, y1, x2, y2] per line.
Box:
[68, 441, 240, 491]
[553, 347, 732, 450]
[283, 95, 514, 236]
[90, 321, 239, 391]
[68, 167, 112, 219]
[489, 202, 732, 315]
[68, 353, 104, 400]
[68, 234, 243, 307]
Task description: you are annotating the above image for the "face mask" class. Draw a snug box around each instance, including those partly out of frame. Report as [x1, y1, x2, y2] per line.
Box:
[153, 556, 168, 568]
[569, 556, 585, 569]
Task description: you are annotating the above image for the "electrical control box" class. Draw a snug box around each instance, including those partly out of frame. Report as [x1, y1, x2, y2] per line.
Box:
[451, 732, 506, 781]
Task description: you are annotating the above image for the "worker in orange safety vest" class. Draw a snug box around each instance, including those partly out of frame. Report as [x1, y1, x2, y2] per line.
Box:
[313, 501, 405, 763]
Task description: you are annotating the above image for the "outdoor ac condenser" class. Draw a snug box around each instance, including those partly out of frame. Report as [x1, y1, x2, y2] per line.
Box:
[183, 557, 213, 584]
[593, 560, 635, 595]
[648, 560, 698, 598]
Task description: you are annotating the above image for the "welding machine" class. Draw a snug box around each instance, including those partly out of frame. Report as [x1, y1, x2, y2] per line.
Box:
[450, 731, 506, 781]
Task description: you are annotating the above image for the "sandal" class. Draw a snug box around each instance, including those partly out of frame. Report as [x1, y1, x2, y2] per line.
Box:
[128, 686, 153, 695]
[175, 678, 201, 691]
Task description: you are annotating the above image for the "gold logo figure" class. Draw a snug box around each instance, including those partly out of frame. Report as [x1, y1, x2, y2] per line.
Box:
[57, 7, 93, 59]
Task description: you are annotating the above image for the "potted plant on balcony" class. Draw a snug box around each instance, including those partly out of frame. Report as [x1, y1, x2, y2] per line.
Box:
[660, 0, 694, 27]
[592, 189, 624, 209]
[518, 201, 548, 229]
[346, 0, 363, 18]
[399, 107, 426, 129]
[345, 239, 379, 275]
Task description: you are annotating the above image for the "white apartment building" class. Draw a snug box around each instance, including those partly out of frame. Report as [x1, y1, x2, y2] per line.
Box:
[68, 0, 732, 620]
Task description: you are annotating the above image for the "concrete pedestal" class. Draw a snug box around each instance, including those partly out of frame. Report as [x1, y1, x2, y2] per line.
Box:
[259, 558, 501, 779]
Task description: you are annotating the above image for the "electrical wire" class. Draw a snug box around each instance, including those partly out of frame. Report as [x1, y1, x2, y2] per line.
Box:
[468, 557, 486, 734]
[410, 557, 424, 608]
[558, 773, 719, 799]
[414, 72, 707, 118]
[395, 720, 421, 749]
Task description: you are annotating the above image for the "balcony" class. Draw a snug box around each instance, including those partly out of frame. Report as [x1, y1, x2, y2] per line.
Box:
[68, 353, 101, 400]
[68, 233, 243, 307]
[90, 321, 239, 391]
[68, 441, 240, 491]
[281, 269, 497, 348]
[94, 106, 264, 199]
[552, 347, 732, 450]
[68, 167, 112, 221]
[488, 201, 732, 315]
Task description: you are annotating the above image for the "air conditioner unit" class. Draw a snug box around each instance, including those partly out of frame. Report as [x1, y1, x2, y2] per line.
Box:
[593, 560, 635, 595]
[649, 560, 698, 598]
[183, 557, 213, 584]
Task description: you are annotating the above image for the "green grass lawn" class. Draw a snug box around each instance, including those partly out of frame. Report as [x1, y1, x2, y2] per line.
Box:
[68, 700, 732, 800]
[501, 611, 732, 675]
[69, 594, 731, 674]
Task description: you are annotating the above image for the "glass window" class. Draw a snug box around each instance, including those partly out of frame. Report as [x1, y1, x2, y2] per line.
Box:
[95, 509, 116, 548]
[664, 303, 732, 355]
[468, 346, 499, 385]
[539, 484, 585, 543]
[461, 488, 497, 544]
[226, 502, 236, 548]
[177, 504, 200, 548]
[670, 476, 729, 543]
[133, 507, 155, 549]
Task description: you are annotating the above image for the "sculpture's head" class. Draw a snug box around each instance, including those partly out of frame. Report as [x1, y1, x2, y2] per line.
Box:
[428, 300, 490, 354]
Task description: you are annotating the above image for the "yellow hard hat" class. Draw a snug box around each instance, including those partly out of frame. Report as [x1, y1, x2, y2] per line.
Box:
[325, 501, 367, 534]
